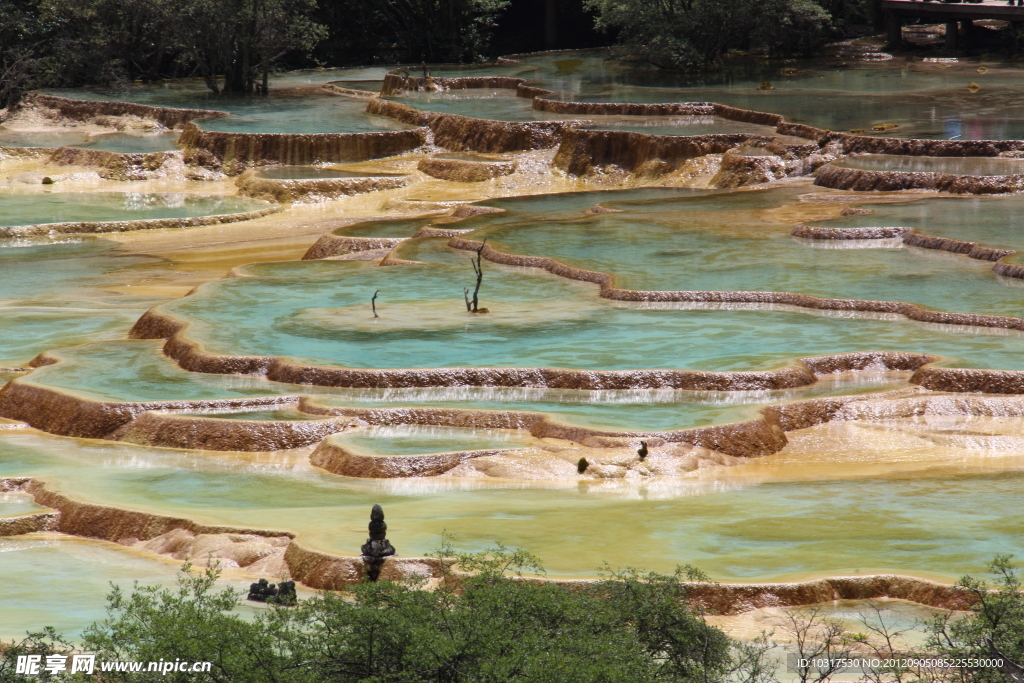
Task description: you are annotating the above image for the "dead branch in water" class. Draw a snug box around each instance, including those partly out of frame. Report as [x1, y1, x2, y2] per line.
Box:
[467, 239, 486, 313]
[371, 290, 379, 318]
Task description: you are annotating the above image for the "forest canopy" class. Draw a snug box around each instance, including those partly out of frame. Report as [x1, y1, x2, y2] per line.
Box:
[0, 0, 878, 107]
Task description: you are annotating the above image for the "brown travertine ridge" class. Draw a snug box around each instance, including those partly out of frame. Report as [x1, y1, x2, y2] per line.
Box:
[0, 374, 302, 439]
[815, 163, 1024, 194]
[0, 476, 426, 586]
[235, 168, 413, 202]
[711, 148, 787, 188]
[321, 83, 379, 98]
[533, 99, 718, 117]
[45, 146, 178, 181]
[824, 131, 1024, 157]
[0, 511, 59, 536]
[0, 145, 54, 159]
[552, 128, 777, 177]
[417, 155, 517, 182]
[110, 410, 359, 451]
[0, 354, 937, 461]
[792, 225, 1016, 263]
[791, 225, 911, 241]
[534, 99, 787, 130]
[179, 121, 429, 175]
[380, 74, 528, 96]
[0, 206, 281, 238]
[310, 441, 534, 478]
[0, 476, 978, 610]
[412, 225, 474, 238]
[365, 98, 582, 153]
[302, 234, 407, 260]
[18, 93, 228, 129]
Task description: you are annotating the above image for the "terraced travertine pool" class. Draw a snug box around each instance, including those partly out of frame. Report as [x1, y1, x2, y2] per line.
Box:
[6, 48, 1024, 639]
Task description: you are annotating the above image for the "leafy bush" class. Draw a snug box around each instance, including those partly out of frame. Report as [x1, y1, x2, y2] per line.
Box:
[0, 545, 778, 682]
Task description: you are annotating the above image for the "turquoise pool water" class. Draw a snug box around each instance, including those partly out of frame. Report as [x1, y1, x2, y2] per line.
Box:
[139, 185, 1024, 375]
[326, 425, 536, 455]
[42, 84, 415, 134]
[0, 492, 47, 516]
[0, 241, 163, 366]
[821, 193, 1024, 255]
[0, 192, 263, 228]
[0, 129, 179, 153]
[832, 154, 1024, 175]
[456, 187, 1024, 317]
[2, 428, 1022, 584]
[198, 95, 415, 135]
[0, 130, 93, 148]
[510, 52, 1024, 140]
[0, 535, 280, 641]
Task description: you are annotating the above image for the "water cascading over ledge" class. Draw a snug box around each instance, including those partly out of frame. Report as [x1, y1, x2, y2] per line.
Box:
[380, 74, 530, 97]
[551, 128, 777, 177]
[16, 93, 229, 129]
[179, 121, 429, 175]
[365, 99, 581, 153]
[235, 168, 414, 202]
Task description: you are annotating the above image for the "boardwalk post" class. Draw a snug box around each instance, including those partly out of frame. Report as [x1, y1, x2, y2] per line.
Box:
[886, 12, 903, 49]
[946, 20, 959, 50]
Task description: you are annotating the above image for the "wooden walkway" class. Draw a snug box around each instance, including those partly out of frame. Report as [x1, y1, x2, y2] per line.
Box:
[881, 0, 1024, 47]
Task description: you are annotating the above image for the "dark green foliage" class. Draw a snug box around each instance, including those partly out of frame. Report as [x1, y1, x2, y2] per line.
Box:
[313, 0, 509, 65]
[80, 563, 284, 682]
[167, 0, 327, 93]
[0, 0, 45, 108]
[926, 555, 1024, 683]
[3, 544, 777, 682]
[2, 0, 513, 93]
[586, 0, 832, 69]
[2, 0, 325, 94]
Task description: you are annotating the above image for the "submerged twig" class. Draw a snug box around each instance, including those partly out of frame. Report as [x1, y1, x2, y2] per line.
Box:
[371, 289, 379, 318]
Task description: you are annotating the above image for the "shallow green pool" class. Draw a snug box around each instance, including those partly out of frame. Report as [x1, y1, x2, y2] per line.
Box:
[327, 425, 536, 455]
[0, 192, 263, 228]
[833, 154, 1024, 176]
